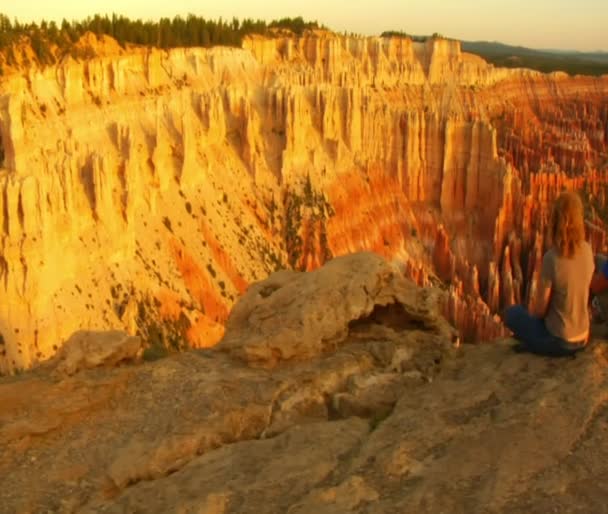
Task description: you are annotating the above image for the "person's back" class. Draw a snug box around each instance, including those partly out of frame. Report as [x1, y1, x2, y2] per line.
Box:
[505, 190, 592, 356]
[542, 241, 594, 342]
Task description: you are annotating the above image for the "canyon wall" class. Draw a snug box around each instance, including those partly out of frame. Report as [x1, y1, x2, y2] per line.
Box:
[0, 33, 607, 372]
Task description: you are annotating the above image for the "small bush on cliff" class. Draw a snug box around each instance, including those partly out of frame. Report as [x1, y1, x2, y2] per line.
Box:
[381, 30, 434, 43]
[381, 30, 408, 38]
[269, 17, 323, 36]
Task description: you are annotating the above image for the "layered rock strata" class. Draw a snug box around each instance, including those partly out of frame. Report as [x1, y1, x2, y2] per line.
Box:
[0, 33, 608, 371]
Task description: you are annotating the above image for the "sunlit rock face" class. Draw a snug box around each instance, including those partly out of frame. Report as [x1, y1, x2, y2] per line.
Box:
[0, 32, 607, 371]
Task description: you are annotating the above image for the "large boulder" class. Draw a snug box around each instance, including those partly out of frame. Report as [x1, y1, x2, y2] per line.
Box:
[217, 252, 454, 367]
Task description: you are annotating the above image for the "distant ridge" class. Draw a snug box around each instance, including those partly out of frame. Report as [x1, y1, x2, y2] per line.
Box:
[379, 30, 608, 76]
[460, 40, 608, 75]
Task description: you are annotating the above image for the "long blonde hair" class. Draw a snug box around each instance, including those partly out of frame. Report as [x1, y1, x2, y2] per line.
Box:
[549, 191, 585, 258]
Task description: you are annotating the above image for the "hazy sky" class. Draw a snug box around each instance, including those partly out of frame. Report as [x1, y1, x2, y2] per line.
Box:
[3, 0, 607, 51]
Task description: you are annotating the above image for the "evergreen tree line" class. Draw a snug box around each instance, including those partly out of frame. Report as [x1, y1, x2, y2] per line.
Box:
[380, 30, 444, 42]
[0, 13, 324, 67]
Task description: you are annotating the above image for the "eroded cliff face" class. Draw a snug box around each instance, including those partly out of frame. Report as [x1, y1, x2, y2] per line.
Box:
[0, 33, 607, 371]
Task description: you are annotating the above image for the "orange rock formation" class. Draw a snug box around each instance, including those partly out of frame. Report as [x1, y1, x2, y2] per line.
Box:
[1, 33, 607, 371]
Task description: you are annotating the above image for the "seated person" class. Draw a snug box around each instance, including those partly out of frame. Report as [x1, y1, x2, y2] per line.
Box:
[504, 191, 593, 356]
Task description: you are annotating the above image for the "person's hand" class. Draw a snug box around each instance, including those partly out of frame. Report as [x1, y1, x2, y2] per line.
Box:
[591, 296, 605, 323]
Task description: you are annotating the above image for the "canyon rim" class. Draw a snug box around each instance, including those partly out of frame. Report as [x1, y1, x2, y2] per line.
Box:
[1, 31, 607, 372]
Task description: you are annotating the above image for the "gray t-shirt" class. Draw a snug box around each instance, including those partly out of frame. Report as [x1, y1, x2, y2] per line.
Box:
[541, 241, 594, 341]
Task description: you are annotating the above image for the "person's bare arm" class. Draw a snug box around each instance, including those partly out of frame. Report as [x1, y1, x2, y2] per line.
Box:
[531, 280, 552, 318]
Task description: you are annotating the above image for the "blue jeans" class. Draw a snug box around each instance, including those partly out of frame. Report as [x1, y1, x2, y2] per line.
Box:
[504, 305, 587, 357]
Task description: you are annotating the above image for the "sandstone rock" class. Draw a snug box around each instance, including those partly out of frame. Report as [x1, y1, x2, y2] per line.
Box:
[331, 371, 404, 419]
[0, 252, 455, 512]
[50, 330, 142, 376]
[86, 419, 371, 514]
[217, 252, 452, 367]
[288, 475, 379, 514]
[2, 253, 608, 512]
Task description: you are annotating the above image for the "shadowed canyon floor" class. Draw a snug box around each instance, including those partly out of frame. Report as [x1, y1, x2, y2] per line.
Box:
[2, 253, 608, 514]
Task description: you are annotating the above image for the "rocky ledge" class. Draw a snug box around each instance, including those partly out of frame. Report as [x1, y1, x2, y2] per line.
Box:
[2, 252, 608, 513]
